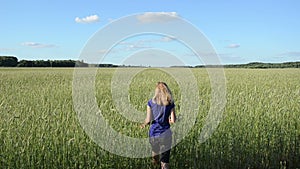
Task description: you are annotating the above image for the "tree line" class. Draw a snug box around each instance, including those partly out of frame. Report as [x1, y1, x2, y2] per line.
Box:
[193, 62, 300, 68]
[223, 61, 300, 68]
[0, 56, 84, 67]
[0, 56, 121, 67]
[1, 56, 299, 68]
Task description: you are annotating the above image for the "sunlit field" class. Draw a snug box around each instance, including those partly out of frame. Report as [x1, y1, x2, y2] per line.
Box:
[0, 68, 299, 168]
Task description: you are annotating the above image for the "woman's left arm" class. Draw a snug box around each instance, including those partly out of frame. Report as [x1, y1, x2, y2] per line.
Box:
[169, 107, 176, 124]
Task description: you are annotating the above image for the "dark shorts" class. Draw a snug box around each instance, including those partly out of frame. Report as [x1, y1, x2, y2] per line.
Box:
[149, 135, 172, 163]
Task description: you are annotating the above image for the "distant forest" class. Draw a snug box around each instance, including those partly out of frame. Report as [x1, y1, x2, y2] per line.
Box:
[0, 56, 299, 68]
[195, 61, 300, 69]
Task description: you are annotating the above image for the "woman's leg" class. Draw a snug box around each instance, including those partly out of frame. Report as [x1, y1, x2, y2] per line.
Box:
[160, 136, 172, 169]
[150, 137, 160, 166]
[161, 162, 170, 169]
[160, 149, 171, 169]
[152, 151, 159, 165]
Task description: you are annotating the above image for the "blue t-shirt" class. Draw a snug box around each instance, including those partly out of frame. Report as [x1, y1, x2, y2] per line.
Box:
[147, 99, 175, 137]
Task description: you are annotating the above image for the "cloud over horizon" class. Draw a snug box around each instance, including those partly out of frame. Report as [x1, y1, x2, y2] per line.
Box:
[0, 48, 16, 52]
[275, 51, 300, 61]
[75, 14, 100, 24]
[226, 44, 240, 48]
[161, 36, 177, 42]
[137, 12, 179, 23]
[278, 51, 300, 57]
[21, 42, 57, 48]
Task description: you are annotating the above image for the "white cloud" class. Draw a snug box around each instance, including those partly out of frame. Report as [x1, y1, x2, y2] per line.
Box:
[0, 48, 15, 52]
[21, 42, 57, 48]
[275, 51, 300, 61]
[98, 49, 108, 54]
[98, 49, 120, 55]
[137, 12, 179, 23]
[226, 44, 240, 48]
[277, 51, 300, 57]
[218, 53, 248, 64]
[161, 36, 177, 42]
[75, 14, 100, 24]
[118, 36, 176, 47]
[117, 40, 151, 50]
[126, 44, 150, 50]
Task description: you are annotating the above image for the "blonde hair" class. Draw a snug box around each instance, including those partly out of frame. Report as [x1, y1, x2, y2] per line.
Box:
[152, 82, 173, 106]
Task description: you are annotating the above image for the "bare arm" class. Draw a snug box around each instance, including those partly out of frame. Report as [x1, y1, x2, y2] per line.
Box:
[169, 107, 176, 124]
[140, 105, 152, 128]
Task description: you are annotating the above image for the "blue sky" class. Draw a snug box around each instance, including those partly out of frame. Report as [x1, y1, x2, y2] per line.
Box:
[1, 0, 300, 65]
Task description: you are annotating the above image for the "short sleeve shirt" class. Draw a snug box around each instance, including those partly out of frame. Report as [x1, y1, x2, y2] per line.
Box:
[147, 99, 175, 137]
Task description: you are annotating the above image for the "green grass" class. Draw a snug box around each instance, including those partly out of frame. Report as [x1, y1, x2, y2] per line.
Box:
[0, 68, 299, 168]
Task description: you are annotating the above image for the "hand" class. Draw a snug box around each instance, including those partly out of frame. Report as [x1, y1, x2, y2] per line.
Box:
[169, 119, 175, 124]
[140, 123, 145, 129]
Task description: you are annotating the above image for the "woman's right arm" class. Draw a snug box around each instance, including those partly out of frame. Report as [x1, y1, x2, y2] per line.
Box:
[169, 107, 176, 124]
[140, 105, 152, 128]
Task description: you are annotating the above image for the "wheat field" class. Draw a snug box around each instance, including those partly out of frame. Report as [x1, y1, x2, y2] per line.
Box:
[0, 68, 299, 168]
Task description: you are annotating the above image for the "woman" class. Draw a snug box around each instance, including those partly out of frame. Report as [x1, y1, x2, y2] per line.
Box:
[140, 82, 176, 169]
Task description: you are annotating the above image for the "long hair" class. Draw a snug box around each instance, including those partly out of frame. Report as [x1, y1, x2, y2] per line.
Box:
[152, 82, 174, 106]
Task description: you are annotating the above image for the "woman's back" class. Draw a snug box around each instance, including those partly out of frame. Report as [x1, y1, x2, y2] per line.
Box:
[148, 100, 175, 137]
